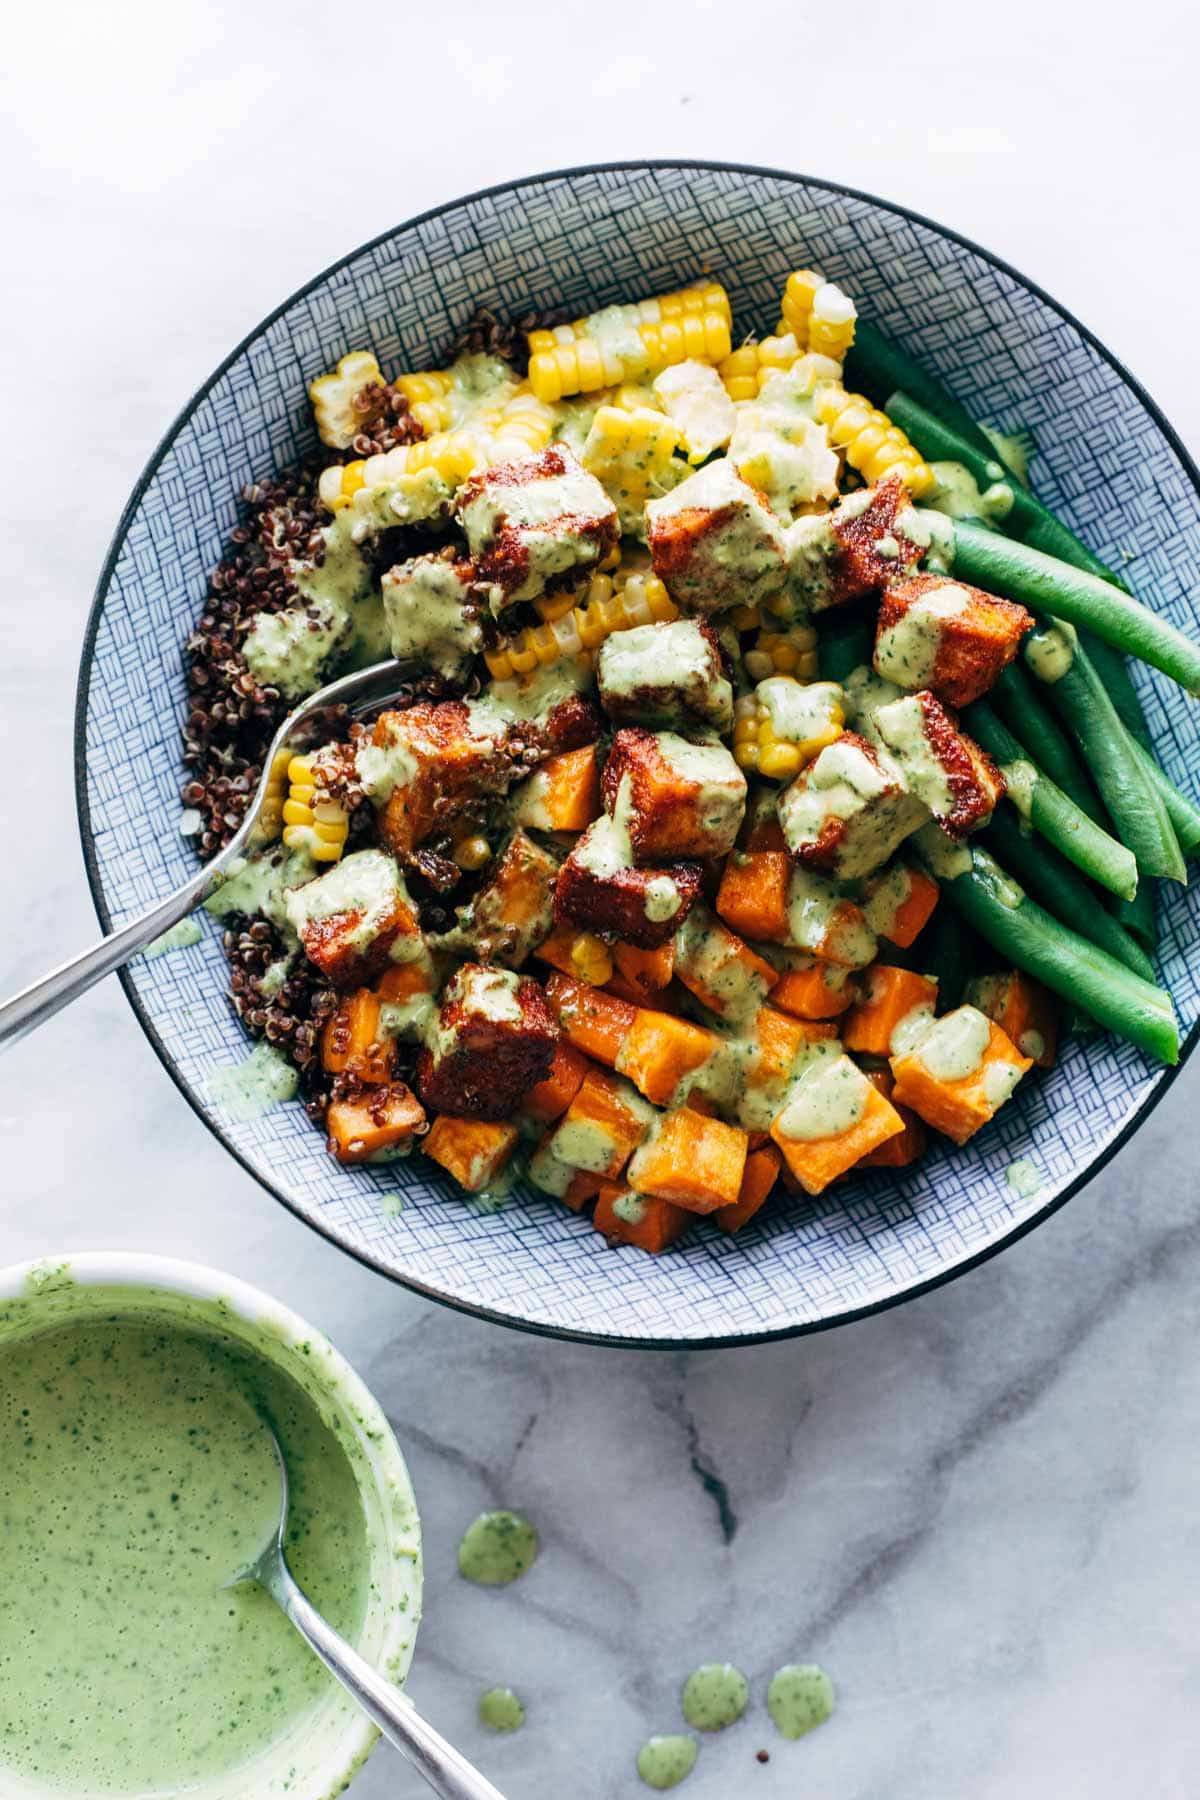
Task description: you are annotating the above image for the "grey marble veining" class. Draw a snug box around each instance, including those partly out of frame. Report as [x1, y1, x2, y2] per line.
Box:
[4, 2, 1200, 1794]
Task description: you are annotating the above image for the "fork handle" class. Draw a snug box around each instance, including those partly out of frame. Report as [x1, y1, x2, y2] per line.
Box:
[264, 1557, 509, 1800]
[0, 868, 212, 1052]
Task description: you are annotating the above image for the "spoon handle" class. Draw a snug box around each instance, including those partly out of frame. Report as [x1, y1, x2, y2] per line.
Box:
[0, 867, 213, 1052]
[270, 1559, 509, 1800]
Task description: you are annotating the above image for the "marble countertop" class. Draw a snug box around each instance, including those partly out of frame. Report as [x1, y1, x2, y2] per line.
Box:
[4, 3, 1199, 1793]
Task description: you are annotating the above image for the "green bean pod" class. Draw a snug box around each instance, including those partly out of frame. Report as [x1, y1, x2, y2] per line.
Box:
[984, 809, 1155, 982]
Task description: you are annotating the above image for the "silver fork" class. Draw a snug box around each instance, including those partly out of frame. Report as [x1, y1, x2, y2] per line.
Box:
[0, 660, 411, 1051]
[231, 1420, 508, 1800]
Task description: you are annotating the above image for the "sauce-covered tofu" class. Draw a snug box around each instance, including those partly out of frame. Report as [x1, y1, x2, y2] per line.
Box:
[416, 963, 558, 1119]
[778, 732, 928, 881]
[785, 474, 927, 614]
[284, 848, 422, 986]
[451, 830, 560, 968]
[458, 444, 618, 605]
[382, 552, 482, 679]
[596, 618, 733, 733]
[874, 572, 1032, 707]
[359, 701, 516, 855]
[646, 458, 789, 613]
[602, 729, 747, 860]
[871, 690, 1004, 838]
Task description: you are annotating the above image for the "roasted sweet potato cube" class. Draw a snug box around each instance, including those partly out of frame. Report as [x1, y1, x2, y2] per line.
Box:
[549, 1067, 657, 1180]
[778, 732, 928, 882]
[841, 966, 938, 1059]
[855, 1069, 928, 1169]
[966, 970, 1058, 1069]
[770, 1055, 905, 1194]
[423, 1115, 519, 1193]
[784, 866, 878, 968]
[614, 1009, 721, 1107]
[646, 457, 789, 614]
[544, 971, 638, 1066]
[713, 1143, 782, 1234]
[872, 691, 1004, 838]
[327, 1081, 426, 1164]
[603, 729, 747, 862]
[593, 1183, 691, 1253]
[716, 848, 791, 942]
[612, 941, 676, 999]
[321, 988, 395, 1084]
[627, 1109, 749, 1214]
[457, 445, 618, 604]
[522, 1040, 591, 1123]
[890, 1005, 1032, 1144]
[596, 618, 733, 732]
[554, 827, 703, 949]
[510, 745, 601, 834]
[285, 849, 421, 987]
[862, 861, 940, 948]
[874, 572, 1033, 709]
[366, 701, 514, 855]
[769, 957, 859, 1019]
[456, 830, 559, 967]
[673, 903, 778, 1021]
[416, 964, 558, 1119]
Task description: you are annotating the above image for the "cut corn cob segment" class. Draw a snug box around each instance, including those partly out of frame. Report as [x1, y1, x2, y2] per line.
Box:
[257, 747, 293, 840]
[527, 283, 733, 403]
[733, 678, 846, 778]
[484, 567, 678, 680]
[318, 428, 492, 510]
[742, 621, 820, 683]
[392, 367, 455, 434]
[807, 283, 857, 361]
[813, 384, 936, 498]
[582, 405, 687, 532]
[780, 270, 824, 347]
[492, 388, 558, 456]
[280, 754, 350, 862]
[309, 350, 385, 449]
[718, 333, 806, 401]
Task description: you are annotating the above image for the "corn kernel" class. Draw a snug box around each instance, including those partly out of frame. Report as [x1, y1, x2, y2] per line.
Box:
[733, 742, 761, 771]
[759, 744, 803, 779]
[453, 835, 492, 872]
[569, 934, 613, 986]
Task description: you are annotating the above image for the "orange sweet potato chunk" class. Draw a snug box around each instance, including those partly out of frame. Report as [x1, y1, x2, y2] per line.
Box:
[713, 1144, 781, 1234]
[613, 941, 677, 1000]
[544, 971, 638, 1067]
[890, 1012, 1032, 1144]
[513, 745, 601, 833]
[615, 1009, 720, 1106]
[592, 1182, 692, 1254]
[841, 967, 938, 1059]
[523, 1041, 591, 1123]
[969, 970, 1058, 1069]
[628, 1111, 749, 1214]
[327, 1082, 426, 1165]
[770, 1059, 905, 1195]
[855, 1069, 928, 1169]
[552, 1067, 653, 1180]
[770, 961, 858, 1020]
[424, 1116, 519, 1192]
[716, 850, 790, 942]
[321, 989, 395, 1084]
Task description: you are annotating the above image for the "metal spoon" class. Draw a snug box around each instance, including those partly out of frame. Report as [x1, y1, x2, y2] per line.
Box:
[231, 1419, 508, 1800]
[0, 659, 412, 1051]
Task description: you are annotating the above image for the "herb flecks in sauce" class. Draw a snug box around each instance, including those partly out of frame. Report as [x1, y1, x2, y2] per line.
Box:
[458, 1510, 539, 1586]
[766, 1663, 836, 1740]
[681, 1663, 749, 1731]
[478, 1687, 526, 1732]
[636, 1734, 699, 1789]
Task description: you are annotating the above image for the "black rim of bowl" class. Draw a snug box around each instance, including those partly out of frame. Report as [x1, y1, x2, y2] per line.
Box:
[74, 158, 1200, 1351]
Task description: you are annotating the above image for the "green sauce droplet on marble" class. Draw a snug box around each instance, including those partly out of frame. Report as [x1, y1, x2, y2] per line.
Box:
[680, 1663, 748, 1731]
[478, 1687, 525, 1732]
[766, 1663, 835, 1739]
[458, 1510, 539, 1586]
[636, 1734, 698, 1789]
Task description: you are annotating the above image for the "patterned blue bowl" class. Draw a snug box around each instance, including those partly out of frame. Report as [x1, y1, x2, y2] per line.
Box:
[77, 162, 1200, 1347]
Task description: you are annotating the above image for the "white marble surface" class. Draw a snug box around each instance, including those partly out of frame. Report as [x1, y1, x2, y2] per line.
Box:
[4, 3, 1200, 1794]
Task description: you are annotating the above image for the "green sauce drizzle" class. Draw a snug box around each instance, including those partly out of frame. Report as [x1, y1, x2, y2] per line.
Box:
[680, 1662, 749, 1730]
[478, 1687, 525, 1732]
[766, 1663, 836, 1739]
[636, 1734, 698, 1789]
[457, 1510, 539, 1586]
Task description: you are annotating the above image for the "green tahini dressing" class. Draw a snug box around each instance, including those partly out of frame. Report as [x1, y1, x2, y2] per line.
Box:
[766, 1663, 836, 1739]
[680, 1663, 749, 1731]
[458, 1511, 539, 1586]
[478, 1687, 526, 1732]
[636, 1734, 698, 1789]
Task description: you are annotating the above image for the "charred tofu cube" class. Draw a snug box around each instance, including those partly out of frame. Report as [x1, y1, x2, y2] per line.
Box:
[416, 964, 558, 1119]
[646, 458, 788, 614]
[285, 849, 421, 986]
[554, 821, 703, 949]
[874, 572, 1032, 708]
[457, 445, 618, 605]
[596, 618, 733, 732]
[382, 553, 482, 680]
[454, 830, 560, 967]
[602, 729, 747, 861]
[872, 690, 1004, 838]
[360, 702, 513, 855]
[786, 473, 928, 614]
[778, 732, 928, 881]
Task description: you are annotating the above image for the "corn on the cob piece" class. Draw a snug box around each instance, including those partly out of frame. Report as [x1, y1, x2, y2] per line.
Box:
[808, 284, 857, 362]
[718, 332, 806, 402]
[392, 368, 455, 435]
[780, 270, 824, 347]
[733, 678, 846, 778]
[813, 384, 936, 498]
[527, 283, 733, 403]
[582, 405, 686, 532]
[492, 388, 558, 456]
[309, 350, 386, 450]
[281, 754, 350, 862]
[257, 747, 292, 840]
[743, 621, 820, 683]
[318, 429, 492, 510]
[484, 568, 677, 680]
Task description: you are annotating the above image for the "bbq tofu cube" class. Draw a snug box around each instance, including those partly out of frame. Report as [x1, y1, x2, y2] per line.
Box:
[603, 729, 747, 861]
[382, 553, 482, 680]
[454, 830, 560, 968]
[457, 445, 618, 605]
[596, 618, 733, 733]
[786, 473, 927, 614]
[872, 690, 1005, 838]
[646, 458, 789, 614]
[285, 849, 422, 986]
[778, 732, 928, 881]
[416, 964, 558, 1119]
[874, 572, 1033, 708]
[554, 824, 704, 949]
[360, 702, 513, 855]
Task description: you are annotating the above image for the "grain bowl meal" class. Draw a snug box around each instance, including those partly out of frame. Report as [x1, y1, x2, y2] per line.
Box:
[185, 264, 1195, 1253]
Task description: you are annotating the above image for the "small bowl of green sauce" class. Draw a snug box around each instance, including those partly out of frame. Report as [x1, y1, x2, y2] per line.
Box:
[0, 1253, 421, 1800]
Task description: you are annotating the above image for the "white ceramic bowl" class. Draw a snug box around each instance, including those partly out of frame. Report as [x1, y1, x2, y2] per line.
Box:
[0, 1252, 421, 1800]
